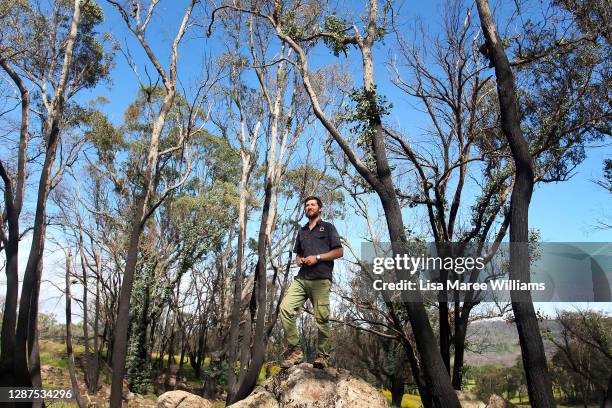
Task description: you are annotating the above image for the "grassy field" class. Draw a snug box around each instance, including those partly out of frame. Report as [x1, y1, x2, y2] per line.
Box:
[37, 340, 218, 407]
[37, 340, 283, 407]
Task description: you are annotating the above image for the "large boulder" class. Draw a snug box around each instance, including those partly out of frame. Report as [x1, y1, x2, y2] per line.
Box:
[457, 390, 486, 408]
[156, 390, 213, 408]
[228, 363, 388, 408]
[485, 394, 517, 408]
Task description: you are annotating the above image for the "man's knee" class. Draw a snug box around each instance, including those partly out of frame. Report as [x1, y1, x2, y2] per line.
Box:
[280, 299, 295, 320]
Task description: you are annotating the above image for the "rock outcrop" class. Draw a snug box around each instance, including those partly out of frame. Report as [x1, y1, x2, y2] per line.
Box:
[227, 363, 388, 408]
[156, 390, 213, 408]
[456, 390, 486, 408]
[485, 394, 517, 408]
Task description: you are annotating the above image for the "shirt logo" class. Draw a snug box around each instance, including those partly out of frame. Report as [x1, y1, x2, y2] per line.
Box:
[319, 226, 325, 231]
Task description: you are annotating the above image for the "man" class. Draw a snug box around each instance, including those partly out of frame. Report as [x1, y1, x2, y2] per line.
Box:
[279, 196, 343, 369]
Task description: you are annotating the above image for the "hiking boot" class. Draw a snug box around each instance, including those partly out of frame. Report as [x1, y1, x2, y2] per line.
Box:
[313, 354, 329, 369]
[280, 345, 304, 369]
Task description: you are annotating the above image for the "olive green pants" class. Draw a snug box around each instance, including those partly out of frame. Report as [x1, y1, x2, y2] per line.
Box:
[279, 278, 331, 356]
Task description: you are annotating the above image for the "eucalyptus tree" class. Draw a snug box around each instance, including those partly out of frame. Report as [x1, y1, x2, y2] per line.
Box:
[63, 249, 87, 408]
[389, 0, 610, 388]
[127, 128, 242, 389]
[475, 0, 556, 406]
[549, 310, 612, 406]
[211, 1, 462, 406]
[0, 0, 112, 388]
[52, 161, 112, 394]
[387, 2, 510, 381]
[210, 12, 266, 396]
[213, 13, 311, 401]
[473, 0, 611, 405]
[102, 0, 201, 404]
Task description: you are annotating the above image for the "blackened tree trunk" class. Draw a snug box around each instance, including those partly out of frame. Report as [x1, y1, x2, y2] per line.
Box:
[0, 55, 29, 387]
[603, 373, 611, 408]
[15, 0, 83, 387]
[475, 1, 556, 407]
[229, 178, 274, 403]
[398, 336, 432, 408]
[451, 310, 469, 389]
[439, 270, 451, 373]
[178, 337, 186, 371]
[390, 374, 404, 407]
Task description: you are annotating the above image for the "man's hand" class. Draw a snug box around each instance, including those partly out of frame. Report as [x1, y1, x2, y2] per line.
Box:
[303, 255, 318, 266]
[296, 255, 305, 267]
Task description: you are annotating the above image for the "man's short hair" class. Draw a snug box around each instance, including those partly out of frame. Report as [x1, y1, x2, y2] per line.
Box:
[303, 195, 323, 208]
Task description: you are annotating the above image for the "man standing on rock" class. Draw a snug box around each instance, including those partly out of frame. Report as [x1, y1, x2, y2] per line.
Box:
[279, 196, 343, 369]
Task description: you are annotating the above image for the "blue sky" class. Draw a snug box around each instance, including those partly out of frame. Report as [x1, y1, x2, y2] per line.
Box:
[80, 0, 611, 242]
[1, 0, 610, 321]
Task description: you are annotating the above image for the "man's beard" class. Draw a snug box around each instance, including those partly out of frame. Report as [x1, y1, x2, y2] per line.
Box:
[306, 210, 320, 219]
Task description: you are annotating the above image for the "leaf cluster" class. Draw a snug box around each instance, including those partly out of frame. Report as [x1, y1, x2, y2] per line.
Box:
[322, 14, 352, 57]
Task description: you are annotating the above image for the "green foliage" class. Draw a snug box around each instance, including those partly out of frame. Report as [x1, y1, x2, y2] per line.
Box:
[280, 9, 306, 39]
[554, 0, 612, 40]
[199, 132, 242, 185]
[338, 85, 394, 189]
[37, 313, 64, 340]
[343, 86, 392, 151]
[1, 0, 114, 117]
[547, 310, 611, 405]
[472, 363, 525, 401]
[126, 263, 155, 394]
[70, 0, 114, 89]
[517, 4, 611, 183]
[282, 165, 346, 219]
[202, 359, 228, 387]
[323, 14, 352, 57]
[82, 106, 124, 165]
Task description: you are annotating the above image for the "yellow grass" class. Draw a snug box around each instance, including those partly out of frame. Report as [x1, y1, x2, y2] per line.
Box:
[381, 389, 423, 408]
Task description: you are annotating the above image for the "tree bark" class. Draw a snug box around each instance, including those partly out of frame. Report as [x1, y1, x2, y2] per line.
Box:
[227, 32, 292, 403]
[391, 374, 404, 407]
[475, 1, 556, 407]
[229, 178, 274, 403]
[65, 251, 87, 408]
[77, 225, 96, 391]
[0, 54, 29, 386]
[0, 161, 20, 388]
[439, 270, 451, 373]
[602, 373, 612, 408]
[451, 312, 468, 389]
[226, 150, 254, 402]
[91, 249, 102, 394]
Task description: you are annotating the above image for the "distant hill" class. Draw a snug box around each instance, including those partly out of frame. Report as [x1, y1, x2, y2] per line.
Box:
[463, 319, 561, 366]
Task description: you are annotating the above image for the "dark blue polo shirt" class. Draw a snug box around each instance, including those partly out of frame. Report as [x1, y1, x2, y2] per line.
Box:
[293, 219, 342, 281]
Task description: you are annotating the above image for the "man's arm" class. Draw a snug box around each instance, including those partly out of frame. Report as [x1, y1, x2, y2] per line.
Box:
[319, 247, 343, 261]
[303, 224, 343, 265]
[293, 232, 304, 266]
[302, 247, 343, 266]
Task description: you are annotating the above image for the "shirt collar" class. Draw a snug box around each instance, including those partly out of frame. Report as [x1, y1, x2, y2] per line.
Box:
[302, 218, 323, 230]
